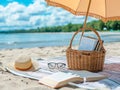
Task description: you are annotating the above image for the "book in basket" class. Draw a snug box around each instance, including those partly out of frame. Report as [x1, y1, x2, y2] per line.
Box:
[39, 70, 106, 88]
[78, 36, 99, 51]
[95, 40, 104, 51]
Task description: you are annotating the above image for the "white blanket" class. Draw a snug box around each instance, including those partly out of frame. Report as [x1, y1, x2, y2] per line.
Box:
[6, 56, 120, 90]
[105, 56, 120, 64]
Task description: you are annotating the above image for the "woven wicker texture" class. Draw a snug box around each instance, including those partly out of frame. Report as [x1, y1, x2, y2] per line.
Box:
[66, 28, 106, 72]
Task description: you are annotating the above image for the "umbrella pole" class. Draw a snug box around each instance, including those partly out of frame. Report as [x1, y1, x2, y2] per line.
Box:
[79, 0, 92, 45]
[82, 0, 92, 33]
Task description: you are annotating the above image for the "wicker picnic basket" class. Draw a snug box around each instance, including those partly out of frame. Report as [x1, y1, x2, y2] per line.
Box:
[66, 27, 106, 72]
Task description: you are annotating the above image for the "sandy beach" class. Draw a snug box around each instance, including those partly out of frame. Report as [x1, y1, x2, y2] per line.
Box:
[0, 42, 120, 90]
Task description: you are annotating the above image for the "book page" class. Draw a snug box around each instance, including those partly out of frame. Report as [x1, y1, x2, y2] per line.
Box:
[43, 72, 79, 82]
[64, 70, 107, 81]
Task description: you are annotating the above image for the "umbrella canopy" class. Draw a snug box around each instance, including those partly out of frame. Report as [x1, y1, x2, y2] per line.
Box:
[46, 0, 120, 22]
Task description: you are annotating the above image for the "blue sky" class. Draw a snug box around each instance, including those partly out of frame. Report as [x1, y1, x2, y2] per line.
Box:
[0, 0, 33, 6]
[0, 0, 96, 30]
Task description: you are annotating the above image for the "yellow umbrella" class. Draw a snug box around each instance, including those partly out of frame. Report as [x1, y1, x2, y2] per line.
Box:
[46, 0, 120, 28]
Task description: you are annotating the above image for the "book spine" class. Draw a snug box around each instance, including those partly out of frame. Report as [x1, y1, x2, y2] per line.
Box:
[94, 41, 99, 51]
[94, 40, 104, 51]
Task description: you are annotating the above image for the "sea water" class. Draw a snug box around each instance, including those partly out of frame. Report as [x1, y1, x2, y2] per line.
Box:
[0, 32, 120, 49]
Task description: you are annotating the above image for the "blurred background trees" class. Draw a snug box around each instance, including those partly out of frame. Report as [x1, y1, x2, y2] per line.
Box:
[0, 20, 120, 33]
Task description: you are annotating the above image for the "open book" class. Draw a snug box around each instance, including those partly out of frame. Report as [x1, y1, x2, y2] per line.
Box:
[39, 70, 107, 88]
[78, 36, 99, 51]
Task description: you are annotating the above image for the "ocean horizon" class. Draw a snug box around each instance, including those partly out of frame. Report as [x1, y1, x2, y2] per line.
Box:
[0, 32, 120, 49]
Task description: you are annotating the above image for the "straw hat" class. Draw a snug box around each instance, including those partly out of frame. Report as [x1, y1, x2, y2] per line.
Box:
[7, 55, 39, 71]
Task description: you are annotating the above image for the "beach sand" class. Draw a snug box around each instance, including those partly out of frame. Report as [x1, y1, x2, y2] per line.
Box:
[0, 42, 120, 90]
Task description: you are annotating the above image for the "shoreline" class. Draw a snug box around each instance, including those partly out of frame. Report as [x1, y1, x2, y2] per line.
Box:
[0, 41, 120, 50]
[0, 42, 120, 63]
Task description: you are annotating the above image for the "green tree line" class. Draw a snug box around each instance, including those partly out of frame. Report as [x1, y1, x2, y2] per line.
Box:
[0, 20, 120, 33]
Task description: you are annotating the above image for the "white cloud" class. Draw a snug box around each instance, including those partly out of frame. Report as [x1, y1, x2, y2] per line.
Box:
[0, 0, 96, 30]
[4, 2, 26, 14]
[0, 5, 4, 11]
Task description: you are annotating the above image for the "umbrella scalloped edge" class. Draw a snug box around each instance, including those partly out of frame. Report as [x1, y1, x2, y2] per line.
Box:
[46, 0, 120, 22]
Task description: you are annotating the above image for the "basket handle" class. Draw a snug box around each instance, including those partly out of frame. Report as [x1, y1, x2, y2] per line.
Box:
[68, 27, 105, 51]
